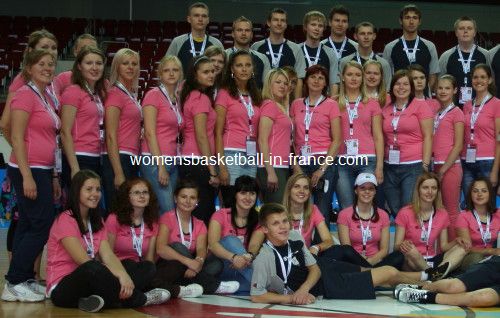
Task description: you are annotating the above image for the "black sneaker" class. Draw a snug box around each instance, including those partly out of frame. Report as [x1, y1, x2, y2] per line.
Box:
[78, 295, 105, 313]
[425, 262, 450, 281]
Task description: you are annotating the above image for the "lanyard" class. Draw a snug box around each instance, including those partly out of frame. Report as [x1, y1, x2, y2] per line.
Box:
[189, 33, 207, 57]
[267, 38, 285, 68]
[47, 82, 60, 111]
[355, 51, 374, 65]
[266, 241, 292, 284]
[82, 220, 95, 259]
[328, 37, 347, 59]
[115, 81, 143, 119]
[292, 213, 304, 234]
[303, 43, 322, 67]
[27, 81, 61, 130]
[238, 92, 255, 137]
[346, 95, 362, 137]
[304, 96, 324, 143]
[159, 84, 183, 126]
[356, 207, 373, 251]
[176, 210, 193, 248]
[130, 221, 145, 258]
[85, 84, 104, 126]
[473, 210, 491, 246]
[457, 45, 476, 77]
[391, 103, 407, 144]
[433, 103, 455, 134]
[401, 36, 420, 63]
[419, 210, 434, 257]
[470, 94, 491, 142]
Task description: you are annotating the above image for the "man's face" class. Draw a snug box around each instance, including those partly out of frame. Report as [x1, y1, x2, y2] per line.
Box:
[304, 18, 325, 41]
[187, 7, 209, 32]
[267, 12, 287, 36]
[354, 26, 376, 49]
[455, 20, 476, 43]
[262, 211, 290, 245]
[232, 21, 253, 46]
[329, 13, 348, 37]
[400, 10, 421, 34]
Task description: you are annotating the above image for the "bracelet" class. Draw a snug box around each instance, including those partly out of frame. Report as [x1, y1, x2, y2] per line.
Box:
[231, 253, 237, 261]
[422, 162, 430, 168]
[311, 245, 320, 253]
[248, 251, 256, 260]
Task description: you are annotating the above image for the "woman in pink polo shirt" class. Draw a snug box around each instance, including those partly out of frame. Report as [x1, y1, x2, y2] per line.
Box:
[336, 61, 384, 211]
[204, 46, 226, 93]
[382, 69, 434, 216]
[46, 170, 169, 313]
[258, 68, 292, 204]
[395, 172, 468, 278]
[60, 46, 107, 194]
[408, 64, 430, 101]
[102, 48, 142, 214]
[461, 64, 500, 199]
[215, 50, 262, 206]
[363, 60, 388, 107]
[141, 55, 184, 214]
[456, 177, 500, 268]
[290, 65, 341, 219]
[430, 75, 464, 239]
[155, 179, 239, 296]
[179, 55, 219, 224]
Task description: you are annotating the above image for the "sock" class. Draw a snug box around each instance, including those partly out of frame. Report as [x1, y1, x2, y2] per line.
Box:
[422, 291, 437, 304]
[420, 271, 428, 281]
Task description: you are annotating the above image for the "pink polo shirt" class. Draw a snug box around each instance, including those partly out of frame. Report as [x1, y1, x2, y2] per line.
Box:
[382, 98, 434, 163]
[461, 97, 500, 160]
[105, 213, 159, 261]
[431, 103, 465, 164]
[160, 210, 207, 254]
[456, 210, 500, 249]
[395, 206, 450, 257]
[9, 74, 61, 108]
[181, 91, 216, 156]
[259, 99, 292, 167]
[61, 85, 102, 156]
[104, 86, 142, 155]
[337, 207, 390, 257]
[290, 97, 340, 155]
[215, 89, 261, 151]
[290, 205, 325, 247]
[210, 208, 253, 247]
[141, 87, 182, 157]
[46, 211, 107, 294]
[8, 86, 58, 168]
[55, 71, 72, 94]
[338, 99, 382, 156]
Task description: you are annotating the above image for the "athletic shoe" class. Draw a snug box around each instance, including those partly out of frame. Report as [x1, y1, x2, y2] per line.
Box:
[425, 262, 450, 281]
[178, 284, 203, 298]
[26, 279, 46, 295]
[397, 287, 429, 303]
[78, 295, 105, 313]
[144, 288, 171, 306]
[393, 284, 420, 298]
[215, 281, 240, 294]
[1, 282, 45, 302]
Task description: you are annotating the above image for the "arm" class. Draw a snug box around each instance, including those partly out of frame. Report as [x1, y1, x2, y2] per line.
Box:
[194, 113, 219, 185]
[313, 221, 334, 254]
[208, 219, 249, 269]
[456, 228, 499, 255]
[337, 223, 352, 245]
[311, 117, 341, 187]
[258, 116, 278, 191]
[215, 105, 229, 186]
[290, 263, 320, 305]
[366, 226, 390, 265]
[99, 239, 134, 299]
[489, 118, 500, 187]
[105, 106, 125, 188]
[394, 225, 406, 251]
[438, 122, 464, 178]
[143, 105, 169, 186]
[251, 291, 294, 304]
[420, 118, 433, 170]
[248, 229, 265, 257]
[0, 92, 15, 145]
[60, 105, 80, 178]
[145, 235, 157, 263]
[155, 223, 201, 272]
[372, 114, 385, 184]
[439, 228, 454, 252]
[61, 236, 92, 265]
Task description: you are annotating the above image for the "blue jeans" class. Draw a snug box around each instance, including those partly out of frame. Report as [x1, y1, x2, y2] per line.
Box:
[461, 160, 494, 198]
[383, 162, 423, 216]
[336, 157, 376, 210]
[102, 154, 139, 216]
[218, 236, 252, 292]
[140, 160, 177, 214]
[300, 161, 337, 221]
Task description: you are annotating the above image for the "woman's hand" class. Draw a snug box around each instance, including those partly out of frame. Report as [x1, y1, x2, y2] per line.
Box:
[23, 175, 37, 200]
[158, 165, 170, 186]
[311, 169, 325, 188]
[118, 273, 135, 299]
[375, 166, 384, 184]
[267, 171, 278, 192]
[114, 173, 126, 189]
[219, 166, 230, 186]
[209, 175, 220, 188]
[231, 254, 248, 270]
[52, 177, 62, 200]
[184, 268, 197, 279]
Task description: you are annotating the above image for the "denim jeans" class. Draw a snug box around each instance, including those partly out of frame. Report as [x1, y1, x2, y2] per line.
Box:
[383, 162, 423, 216]
[140, 160, 178, 214]
[461, 159, 494, 198]
[218, 236, 252, 292]
[336, 157, 376, 210]
[300, 161, 337, 221]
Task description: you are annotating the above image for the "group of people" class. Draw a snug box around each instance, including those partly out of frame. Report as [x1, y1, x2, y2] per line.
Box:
[0, 0, 499, 312]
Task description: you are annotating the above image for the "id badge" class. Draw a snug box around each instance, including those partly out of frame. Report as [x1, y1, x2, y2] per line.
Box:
[388, 145, 400, 164]
[484, 231, 491, 243]
[345, 139, 359, 156]
[459, 86, 473, 104]
[366, 229, 372, 241]
[237, 235, 245, 244]
[466, 145, 477, 163]
[420, 231, 428, 242]
[246, 137, 257, 156]
[55, 148, 62, 173]
[99, 128, 105, 143]
[301, 145, 312, 157]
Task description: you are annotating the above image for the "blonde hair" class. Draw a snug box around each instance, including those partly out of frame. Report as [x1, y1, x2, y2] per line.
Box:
[282, 173, 313, 231]
[363, 60, 387, 107]
[109, 48, 140, 93]
[338, 61, 368, 111]
[156, 55, 184, 84]
[411, 172, 443, 221]
[262, 68, 289, 107]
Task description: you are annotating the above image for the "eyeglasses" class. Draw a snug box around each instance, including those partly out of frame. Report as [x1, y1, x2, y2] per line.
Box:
[129, 190, 149, 196]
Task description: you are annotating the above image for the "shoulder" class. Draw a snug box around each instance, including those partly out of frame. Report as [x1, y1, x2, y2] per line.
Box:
[419, 37, 437, 49]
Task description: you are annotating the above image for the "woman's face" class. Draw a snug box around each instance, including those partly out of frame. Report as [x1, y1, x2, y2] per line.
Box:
[436, 79, 456, 104]
[271, 74, 289, 100]
[195, 61, 216, 88]
[79, 178, 101, 211]
[364, 64, 382, 89]
[128, 182, 150, 210]
[209, 53, 225, 76]
[34, 37, 58, 57]
[418, 178, 438, 205]
[159, 60, 182, 87]
[471, 68, 491, 94]
[471, 181, 490, 207]
[231, 54, 253, 83]
[355, 183, 376, 205]
[343, 66, 363, 91]
[392, 76, 412, 101]
[118, 54, 139, 83]
[78, 53, 104, 86]
[28, 54, 55, 87]
[175, 188, 198, 214]
[410, 70, 426, 94]
[306, 72, 326, 95]
[235, 190, 257, 212]
[290, 178, 311, 205]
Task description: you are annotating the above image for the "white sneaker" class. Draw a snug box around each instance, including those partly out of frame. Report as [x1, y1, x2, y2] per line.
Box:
[397, 287, 429, 303]
[78, 295, 105, 312]
[144, 288, 171, 306]
[215, 281, 240, 294]
[393, 283, 420, 298]
[26, 279, 46, 295]
[178, 284, 203, 298]
[1, 282, 45, 302]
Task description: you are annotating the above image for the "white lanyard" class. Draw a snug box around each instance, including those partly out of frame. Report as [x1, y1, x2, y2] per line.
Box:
[304, 96, 324, 142]
[470, 94, 491, 142]
[473, 210, 491, 246]
[47, 82, 60, 111]
[27, 81, 61, 130]
[115, 81, 142, 119]
[176, 210, 193, 248]
[346, 95, 362, 136]
[401, 36, 420, 63]
[355, 51, 374, 65]
[159, 84, 183, 126]
[457, 45, 476, 76]
[82, 220, 95, 259]
[85, 84, 104, 126]
[419, 210, 434, 256]
[328, 37, 347, 59]
[189, 33, 207, 57]
[267, 38, 285, 68]
[433, 103, 455, 134]
[391, 103, 407, 144]
[130, 221, 145, 258]
[266, 241, 292, 284]
[356, 207, 373, 250]
[303, 43, 322, 67]
[238, 92, 255, 137]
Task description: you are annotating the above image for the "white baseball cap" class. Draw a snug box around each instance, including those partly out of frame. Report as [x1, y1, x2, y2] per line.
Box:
[354, 173, 377, 187]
